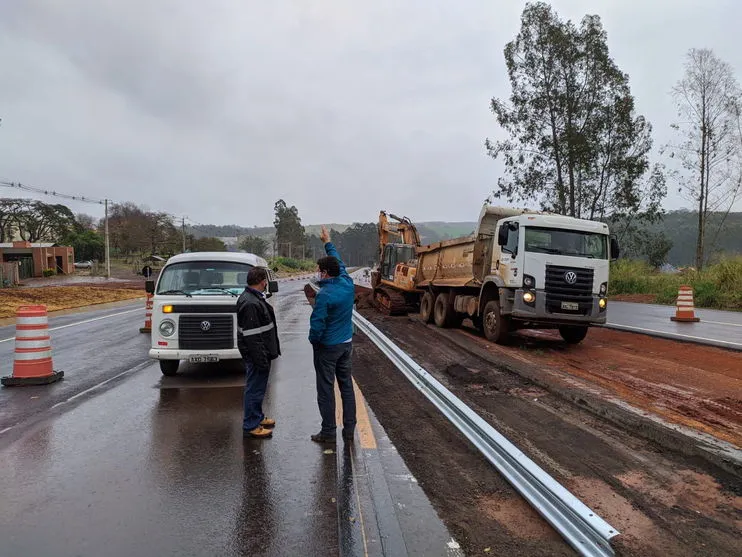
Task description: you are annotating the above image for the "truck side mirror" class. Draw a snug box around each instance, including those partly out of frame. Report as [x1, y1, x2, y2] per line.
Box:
[497, 226, 508, 247]
[268, 280, 279, 294]
[610, 237, 620, 261]
[145, 280, 155, 294]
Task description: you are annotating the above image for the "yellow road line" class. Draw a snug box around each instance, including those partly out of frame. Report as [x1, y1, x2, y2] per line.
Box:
[334, 379, 377, 449]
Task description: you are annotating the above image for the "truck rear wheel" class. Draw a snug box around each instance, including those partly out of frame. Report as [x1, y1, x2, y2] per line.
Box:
[483, 300, 510, 344]
[433, 293, 463, 328]
[420, 292, 435, 323]
[559, 326, 588, 344]
[160, 360, 179, 376]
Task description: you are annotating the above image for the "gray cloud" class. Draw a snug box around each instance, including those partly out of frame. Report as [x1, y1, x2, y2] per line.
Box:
[1, 1, 741, 227]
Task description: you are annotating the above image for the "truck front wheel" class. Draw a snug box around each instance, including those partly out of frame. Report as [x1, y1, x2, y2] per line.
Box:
[559, 326, 588, 344]
[483, 300, 510, 344]
[160, 360, 180, 377]
[420, 292, 435, 323]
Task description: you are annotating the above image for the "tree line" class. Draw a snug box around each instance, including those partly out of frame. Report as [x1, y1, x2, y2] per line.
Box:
[487, 1, 742, 269]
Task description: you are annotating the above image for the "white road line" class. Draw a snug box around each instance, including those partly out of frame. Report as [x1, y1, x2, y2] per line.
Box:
[0, 307, 141, 343]
[51, 361, 151, 409]
[0, 426, 13, 435]
[700, 320, 742, 328]
[607, 323, 742, 348]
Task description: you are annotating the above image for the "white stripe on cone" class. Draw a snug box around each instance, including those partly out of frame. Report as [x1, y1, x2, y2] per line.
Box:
[16, 316, 49, 325]
[14, 350, 53, 361]
[15, 339, 51, 349]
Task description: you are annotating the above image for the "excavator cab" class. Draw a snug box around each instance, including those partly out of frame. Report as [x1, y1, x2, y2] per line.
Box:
[380, 243, 417, 281]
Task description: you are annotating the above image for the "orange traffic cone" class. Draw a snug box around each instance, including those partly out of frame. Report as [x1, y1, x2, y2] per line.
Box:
[139, 294, 153, 333]
[1, 305, 64, 386]
[670, 285, 700, 323]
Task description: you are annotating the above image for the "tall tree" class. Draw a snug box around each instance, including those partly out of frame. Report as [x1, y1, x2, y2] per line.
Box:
[666, 48, 742, 269]
[4, 199, 76, 242]
[273, 199, 307, 258]
[486, 2, 664, 227]
[239, 235, 269, 258]
[192, 237, 227, 251]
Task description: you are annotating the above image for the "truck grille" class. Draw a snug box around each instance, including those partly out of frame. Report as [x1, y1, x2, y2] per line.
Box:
[179, 315, 234, 350]
[544, 265, 594, 315]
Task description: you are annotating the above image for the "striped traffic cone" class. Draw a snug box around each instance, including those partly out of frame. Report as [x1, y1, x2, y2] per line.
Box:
[1, 305, 64, 386]
[670, 285, 700, 323]
[139, 294, 153, 333]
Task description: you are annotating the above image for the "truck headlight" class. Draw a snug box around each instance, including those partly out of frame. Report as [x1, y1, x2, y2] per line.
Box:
[523, 291, 535, 304]
[524, 275, 535, 288]
[599, 298, 607, 310]
[159, 319, 176, 337]
[600, 282, 607, 295]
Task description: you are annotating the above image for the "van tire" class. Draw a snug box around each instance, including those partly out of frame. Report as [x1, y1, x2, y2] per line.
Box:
[160, 360, 180, 376]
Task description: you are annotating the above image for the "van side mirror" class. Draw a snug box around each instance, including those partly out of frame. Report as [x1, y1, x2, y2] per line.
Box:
[145, 280, 155, 294]
[610, 237, 620, 261]
[268, 280, 279, 294]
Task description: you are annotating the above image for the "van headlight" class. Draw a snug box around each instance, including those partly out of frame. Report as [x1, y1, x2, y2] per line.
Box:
[523, 275, 535, 288]
[600, 282, 607, 295]
[159, 319, 176, 337]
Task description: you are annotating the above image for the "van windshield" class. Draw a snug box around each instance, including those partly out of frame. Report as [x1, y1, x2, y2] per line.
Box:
[156, 261, 255, 296]
[524, 227, 608, 259]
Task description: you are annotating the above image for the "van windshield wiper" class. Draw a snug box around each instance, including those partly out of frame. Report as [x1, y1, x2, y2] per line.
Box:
[159, 289, 192, 297]
[200, 287, 238, 297]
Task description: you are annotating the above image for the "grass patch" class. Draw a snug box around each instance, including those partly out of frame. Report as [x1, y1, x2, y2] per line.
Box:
[610, 257, 742, 310]
[0, 287, 143, 319]
[269, 257, 316, 275]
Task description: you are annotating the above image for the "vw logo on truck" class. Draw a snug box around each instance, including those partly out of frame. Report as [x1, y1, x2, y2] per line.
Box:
[564, 271, 578, 285]
[200, 320, 212, 332]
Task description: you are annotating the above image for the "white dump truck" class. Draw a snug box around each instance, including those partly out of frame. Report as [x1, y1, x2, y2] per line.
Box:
[147, 251, 278, 376]
[412, 206, 619, 344]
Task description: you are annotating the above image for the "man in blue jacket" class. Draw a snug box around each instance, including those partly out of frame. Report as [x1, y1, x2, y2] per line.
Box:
[308, 226, 356, 443]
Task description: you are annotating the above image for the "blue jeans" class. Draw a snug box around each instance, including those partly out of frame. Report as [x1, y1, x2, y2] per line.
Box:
[313, 343, 356, 436]
[243, 358, 271, 431]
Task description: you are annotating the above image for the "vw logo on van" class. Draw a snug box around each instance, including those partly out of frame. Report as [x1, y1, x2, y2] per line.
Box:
[563, 271, 578, 285]
[200, 320, 212, 332]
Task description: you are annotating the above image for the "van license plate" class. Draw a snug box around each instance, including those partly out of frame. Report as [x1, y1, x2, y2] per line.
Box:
[189, 355, 219, 363]
[561, 302, 579, 311]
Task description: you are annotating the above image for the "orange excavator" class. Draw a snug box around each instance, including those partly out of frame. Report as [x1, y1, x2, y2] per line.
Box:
[370, 211, 422, 315]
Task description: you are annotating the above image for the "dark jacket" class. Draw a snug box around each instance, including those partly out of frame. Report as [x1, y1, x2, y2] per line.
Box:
[308, 242, 355, 346]
[237, 287, 280, 370]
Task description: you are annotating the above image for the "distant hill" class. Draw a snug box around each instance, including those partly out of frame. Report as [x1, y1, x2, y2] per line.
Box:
[192, 211, 742, 266]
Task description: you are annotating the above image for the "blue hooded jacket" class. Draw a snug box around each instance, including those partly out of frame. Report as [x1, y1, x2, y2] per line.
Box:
[309, 242, 355, 346]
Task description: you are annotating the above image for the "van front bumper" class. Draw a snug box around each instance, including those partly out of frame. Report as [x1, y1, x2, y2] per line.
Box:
[149, 348, 242, 361]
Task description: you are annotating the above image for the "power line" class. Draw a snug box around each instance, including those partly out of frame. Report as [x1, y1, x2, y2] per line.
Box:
[0, 180, 107, 205]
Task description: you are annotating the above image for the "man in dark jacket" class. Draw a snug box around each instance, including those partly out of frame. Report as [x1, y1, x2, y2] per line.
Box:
[237, 267, 281, 439]
[308, 226, 356, 443]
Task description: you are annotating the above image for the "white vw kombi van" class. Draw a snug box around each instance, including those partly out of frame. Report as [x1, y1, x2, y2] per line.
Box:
[147, 251, 278, 376]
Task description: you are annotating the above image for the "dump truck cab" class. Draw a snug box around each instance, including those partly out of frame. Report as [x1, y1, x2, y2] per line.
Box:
[480, 211, 619, 342]
[147, 251, 278, 376]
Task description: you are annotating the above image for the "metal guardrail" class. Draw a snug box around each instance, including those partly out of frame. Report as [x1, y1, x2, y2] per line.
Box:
[308, 280, 619, 557]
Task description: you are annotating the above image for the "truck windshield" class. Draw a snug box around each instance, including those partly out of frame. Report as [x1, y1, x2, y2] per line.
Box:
[156, 261, 254, 296]
[524, 227, 608, 259]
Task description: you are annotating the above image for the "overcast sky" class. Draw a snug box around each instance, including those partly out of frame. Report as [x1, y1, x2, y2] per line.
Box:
[1, 1, 741, 227]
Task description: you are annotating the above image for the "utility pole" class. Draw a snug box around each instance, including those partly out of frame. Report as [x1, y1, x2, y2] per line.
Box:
[182, 217, 186, 252]
[104, 198, 111, 279]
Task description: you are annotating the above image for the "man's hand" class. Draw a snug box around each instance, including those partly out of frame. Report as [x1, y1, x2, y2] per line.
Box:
[320, 225, 330, 244]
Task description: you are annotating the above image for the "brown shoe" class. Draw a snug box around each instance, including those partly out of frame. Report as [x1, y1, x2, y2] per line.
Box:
[245, 426, 273, 438]
[260, 418, 276, 428]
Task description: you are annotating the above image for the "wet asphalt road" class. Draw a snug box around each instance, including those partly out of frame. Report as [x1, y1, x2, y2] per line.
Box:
[0, 281, 458, 557]
[0, 300, 149, 434]
[607, 301, 742, 350]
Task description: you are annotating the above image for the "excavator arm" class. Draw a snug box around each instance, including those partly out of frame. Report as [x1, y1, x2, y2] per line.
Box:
[378, 211, 421, 257]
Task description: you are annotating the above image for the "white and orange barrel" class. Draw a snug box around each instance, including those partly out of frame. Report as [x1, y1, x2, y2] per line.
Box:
[670, 285, 700, 323]
[1, 305, 64, 386]
[140, 294, 153, 333]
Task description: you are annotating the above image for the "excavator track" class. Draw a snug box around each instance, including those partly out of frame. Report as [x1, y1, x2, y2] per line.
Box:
[373, 286, 409, 316]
